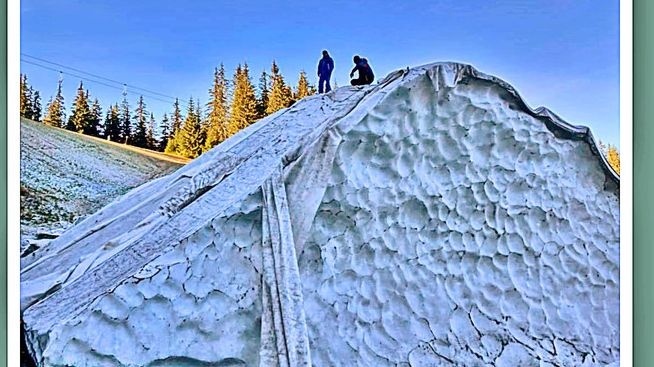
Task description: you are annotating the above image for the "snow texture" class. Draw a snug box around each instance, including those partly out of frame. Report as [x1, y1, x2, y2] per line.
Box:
[21, 62, 619, 366]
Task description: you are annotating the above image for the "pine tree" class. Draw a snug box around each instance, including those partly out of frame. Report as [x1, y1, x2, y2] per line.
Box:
[607, 144, 620, 175]
[197, 101, 206, 148]
[204, 64, 230, 151]
[43, 97, 54, 126]
[228, 63, 258, 134]
[20, 75, 43, 121]
[25, 87, 36, 119]
[32, 90, 42, 122]
[599, 141, 621, 176]
[295, 70, 313, 100]
[159, 113, 170, 151]
[132, 95, 149, 148]
[20, 74, 32, 119]
[177, 97, 204, 158]
[20, 74, 27, 117]
[285, 85, 295, 106]
[266, 61, 293, 115]
[256, 70, 270, 119]
[147, 112, 157, 149]
[165, 99, 184, 153]
[171, 98, 183, 135]
[66, 81, 91, 133]
[47, 79, 65, 127]
[165, 134, 178, 154]
[43, 79, 66, 127]
[104, 103, 121, 141]
[87, 98, 102, 137]
[119, 95, 131, 143]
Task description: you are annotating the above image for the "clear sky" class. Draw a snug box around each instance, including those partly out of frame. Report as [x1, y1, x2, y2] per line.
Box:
[20, 0, 620, 146]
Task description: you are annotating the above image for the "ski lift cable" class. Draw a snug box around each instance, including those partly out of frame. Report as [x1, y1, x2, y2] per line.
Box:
[22, 59, 182, 107]
[21, 53, 181, 102]
[22, 59, 127, 92]
[21, 59, 189, 108]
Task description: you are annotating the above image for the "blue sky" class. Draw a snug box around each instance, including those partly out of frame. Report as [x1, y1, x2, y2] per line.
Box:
[20, 0, 620, 146]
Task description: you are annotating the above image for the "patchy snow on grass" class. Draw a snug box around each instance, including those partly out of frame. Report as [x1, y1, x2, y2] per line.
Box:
[20, 118, 187, 253]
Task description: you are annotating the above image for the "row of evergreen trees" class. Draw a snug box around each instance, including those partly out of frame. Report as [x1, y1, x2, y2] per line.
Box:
[20, 65, 623, 174]
[20, 60, 316, 158]
[20, 74, 42, 122]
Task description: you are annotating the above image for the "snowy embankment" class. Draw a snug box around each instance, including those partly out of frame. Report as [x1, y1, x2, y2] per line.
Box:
[20, 118, 188, 254]
[21, 63, 619, 366]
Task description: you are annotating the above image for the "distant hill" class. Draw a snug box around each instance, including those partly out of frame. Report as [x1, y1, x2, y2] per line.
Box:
[20, 117, 189, 251]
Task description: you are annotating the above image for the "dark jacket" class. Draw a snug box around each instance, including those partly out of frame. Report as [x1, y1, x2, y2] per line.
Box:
[318, 56, 334, 78]
[351, 58, 374, 82]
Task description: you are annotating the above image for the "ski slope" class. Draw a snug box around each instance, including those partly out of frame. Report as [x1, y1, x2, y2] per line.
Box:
[20, 118, 188, 254]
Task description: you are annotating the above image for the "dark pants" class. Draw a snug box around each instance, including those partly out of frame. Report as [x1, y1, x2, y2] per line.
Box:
[350, 75, 373, 86]
[319, 75, 332, 93]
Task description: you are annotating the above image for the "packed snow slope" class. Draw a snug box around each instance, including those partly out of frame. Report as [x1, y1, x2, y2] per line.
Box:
[20, 117, 188, 252]
[21, 63, 619, 366]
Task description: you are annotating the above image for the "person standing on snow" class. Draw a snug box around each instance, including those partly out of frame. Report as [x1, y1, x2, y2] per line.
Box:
[349, 55, 374, 86]
[317, 50, 334, 93]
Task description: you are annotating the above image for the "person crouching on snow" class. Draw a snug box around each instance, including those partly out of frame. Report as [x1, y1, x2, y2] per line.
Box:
[349, 55, 374, 86]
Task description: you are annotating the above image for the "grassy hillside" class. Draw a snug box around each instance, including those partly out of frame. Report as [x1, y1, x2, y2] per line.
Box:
[20, 118, 189, 249]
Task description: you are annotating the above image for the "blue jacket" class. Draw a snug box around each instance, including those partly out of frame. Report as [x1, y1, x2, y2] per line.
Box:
[318, 56, 334, 78]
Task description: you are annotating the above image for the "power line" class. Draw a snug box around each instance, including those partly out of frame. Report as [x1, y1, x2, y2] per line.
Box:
[21, 58, 188, 108]
[23, 54, 125, 86]
[22, 59, 123, 92]
[21, 52, 187, 106]
[21, 53, 181, 101]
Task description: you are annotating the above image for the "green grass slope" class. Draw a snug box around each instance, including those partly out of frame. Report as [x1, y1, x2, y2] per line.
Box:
[20, 118, 189, 248]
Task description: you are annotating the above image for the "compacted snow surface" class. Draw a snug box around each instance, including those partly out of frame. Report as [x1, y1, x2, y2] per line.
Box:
[20, 63, 619, 367]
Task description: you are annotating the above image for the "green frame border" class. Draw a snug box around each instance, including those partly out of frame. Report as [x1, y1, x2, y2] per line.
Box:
[1, 0, 7, 365]
[634, 0, 653, 365]
[3, 2, 643, 367]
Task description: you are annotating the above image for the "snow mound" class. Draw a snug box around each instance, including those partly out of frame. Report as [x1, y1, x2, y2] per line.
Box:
[21, 62, 619, 366]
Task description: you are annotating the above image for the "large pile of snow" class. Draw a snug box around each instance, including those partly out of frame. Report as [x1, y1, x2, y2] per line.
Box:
[20, 118, 187, 253]
[20, 63, 619, 366]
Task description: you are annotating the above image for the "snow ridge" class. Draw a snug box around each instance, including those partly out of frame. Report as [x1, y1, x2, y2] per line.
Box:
[21, 62, 619, 366]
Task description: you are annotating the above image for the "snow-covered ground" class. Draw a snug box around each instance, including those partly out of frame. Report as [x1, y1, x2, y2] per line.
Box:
[21, 63, 619, 366]
[20, 118, 187, 255]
